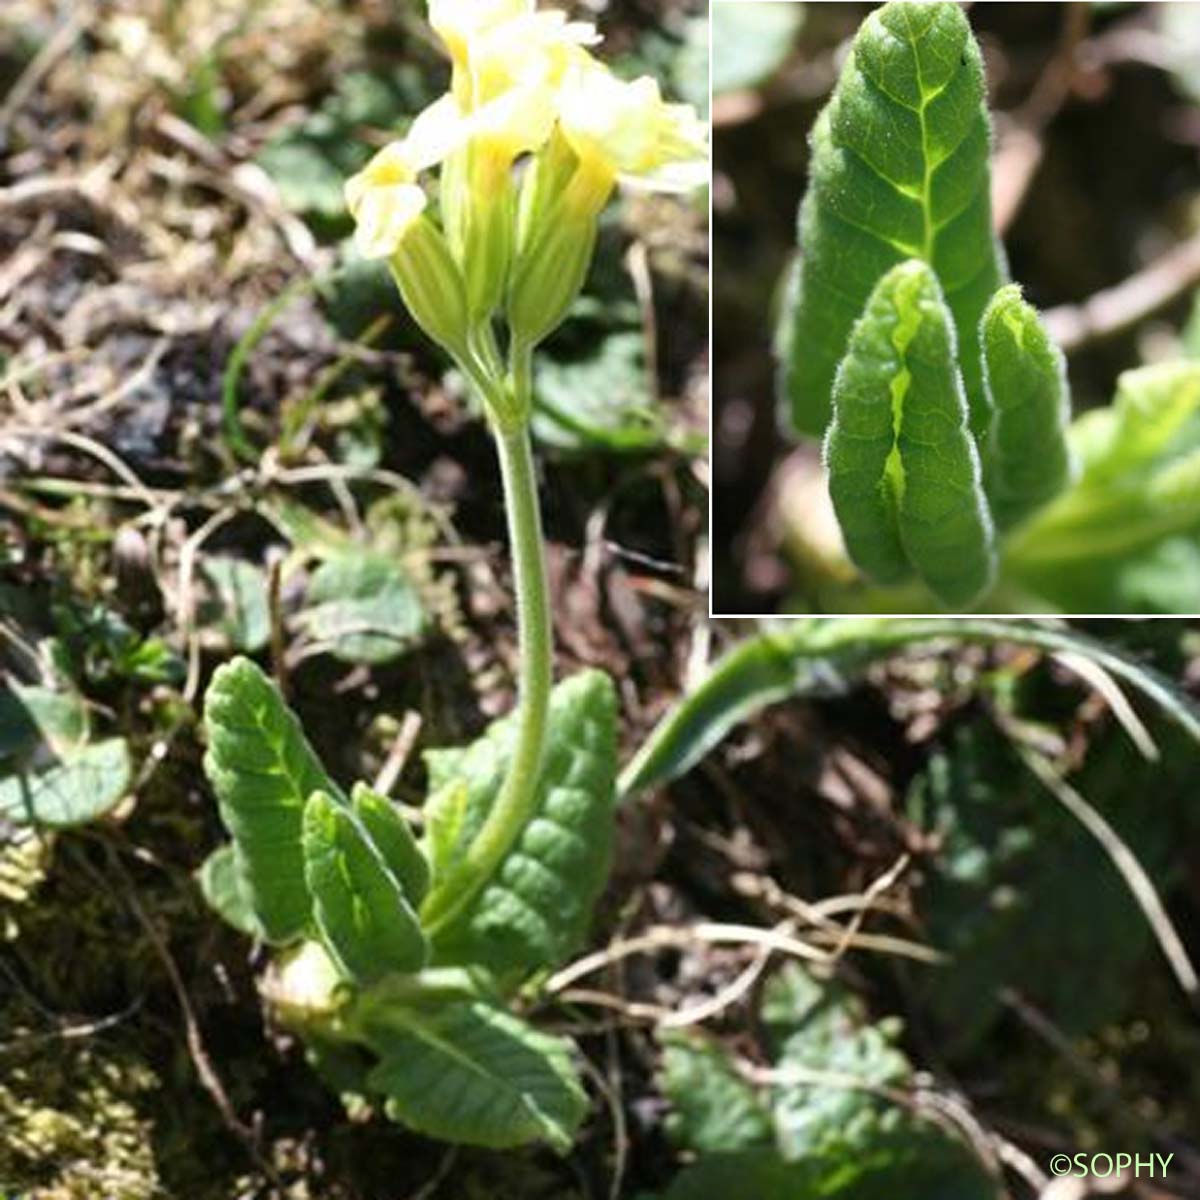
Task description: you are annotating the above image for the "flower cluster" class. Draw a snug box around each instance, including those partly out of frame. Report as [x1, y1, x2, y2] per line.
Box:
[344, 0, 708, 424]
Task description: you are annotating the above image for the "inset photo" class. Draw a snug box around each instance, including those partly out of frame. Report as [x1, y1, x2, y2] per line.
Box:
[712, 1, 1200, 615]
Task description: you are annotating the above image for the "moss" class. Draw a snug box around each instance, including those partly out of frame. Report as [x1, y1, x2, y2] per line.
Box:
[0, 1021, 161, 1199]
[0, 832, 49, 941]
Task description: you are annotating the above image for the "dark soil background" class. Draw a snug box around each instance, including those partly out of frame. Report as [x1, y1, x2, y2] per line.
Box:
[713, 1, 1200, 613]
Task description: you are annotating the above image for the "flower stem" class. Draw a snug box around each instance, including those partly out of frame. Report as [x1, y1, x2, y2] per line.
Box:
[421, 401, 552, 934]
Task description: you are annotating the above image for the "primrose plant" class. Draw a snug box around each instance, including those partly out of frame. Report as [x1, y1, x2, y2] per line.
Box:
[777, 0, 1200, 614]
[778, 0, 1072, 610]
[199, 0, 705, 1154]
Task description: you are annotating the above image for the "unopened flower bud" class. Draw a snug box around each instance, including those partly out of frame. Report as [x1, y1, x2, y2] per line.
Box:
[262, 940, 345, 1022]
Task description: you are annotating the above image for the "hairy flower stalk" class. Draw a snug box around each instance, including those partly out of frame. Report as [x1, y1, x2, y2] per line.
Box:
[344, 0, 707, 927]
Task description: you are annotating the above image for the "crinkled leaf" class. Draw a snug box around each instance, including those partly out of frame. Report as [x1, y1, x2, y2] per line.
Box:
[665, 964, 998, 1199]
[258, 69, 431, 218]
[300, 551, 426, 664]
[422, 777, 472, 884]
[664, 1132, 997, 1200]
[364, 1001, 587, 1151]
[423, 670, 618, 974]
[780, 0, 1004, 437]
[197, 843, 262, 938]
[302, 790, 427, 983]
[762, 965, 909, 1159]
[1077, 362, 1200, 484]
[665, 1154, 801, 1200]
[203, 656, 344, 943]
[981, 284, 1074, 530]
[351, 782, 430, 906]
[660, 1032, 773, 1154]
[0, 737, 130, 828]
[825, 259, 996, 608]
[1016, 535, 1200, 615]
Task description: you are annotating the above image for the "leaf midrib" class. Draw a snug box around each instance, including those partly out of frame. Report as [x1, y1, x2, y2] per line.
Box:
[898, 4, 937, 263]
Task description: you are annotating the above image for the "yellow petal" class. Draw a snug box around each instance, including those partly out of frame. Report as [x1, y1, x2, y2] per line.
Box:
[406, 93, 471, 168]
[558, 63, 708, 191]
[469, 83, 558, 162]
[428, 0, 533, 65]
[350, 182, 428, 259]
[469, 11, 599, 104]
[346, 142, 416, 214]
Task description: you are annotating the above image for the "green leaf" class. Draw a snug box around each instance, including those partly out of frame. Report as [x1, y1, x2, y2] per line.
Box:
[202, 558, 270, 652]
[663, 965, 999, 1200]
[302, 791, 427, 983]
[980, 285, 1074, 530]
[780, 0, 1004, 438]
[907, 720, 1186, 1047]
[1006, 362, 1200, 608]
[665, 1133, 997, 1200]
[422, 776, 473, 883]
[197, 844, 262, 938]
[1, 683, 89, 760]
[364, 1001, 588, 1151]
[762, 965, 910, 1159]
[620, 618, 1200, 796]
[665, 1154, 802, 1200]
[532, 331, 668, 456]
[257, 70, 431, 219]
[299, 550, 426, 664]
[711, 2, 804, 96]
[203, 656, 344, 943]
[661, 1032, 774, 1154]
[825, 259, 996, 608]
[1077, 362, 1200, 485]
[350, 782, 430, 906]
[0, 738, 130, 828]
[424, 670, 618, 974]
[618, 632, 851, 797]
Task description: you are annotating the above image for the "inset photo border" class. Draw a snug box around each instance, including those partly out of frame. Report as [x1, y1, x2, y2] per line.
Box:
[710, 1, 1200, 618]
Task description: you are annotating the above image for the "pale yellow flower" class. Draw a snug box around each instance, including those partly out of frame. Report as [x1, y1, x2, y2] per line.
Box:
[467, 82, 559, 167]
[558, 64, 709, 210]
[405, 93, 472, 167]
[344, 96, 470, 259]
[468, 11, 599, 108]
[428, 0, 533, 72]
